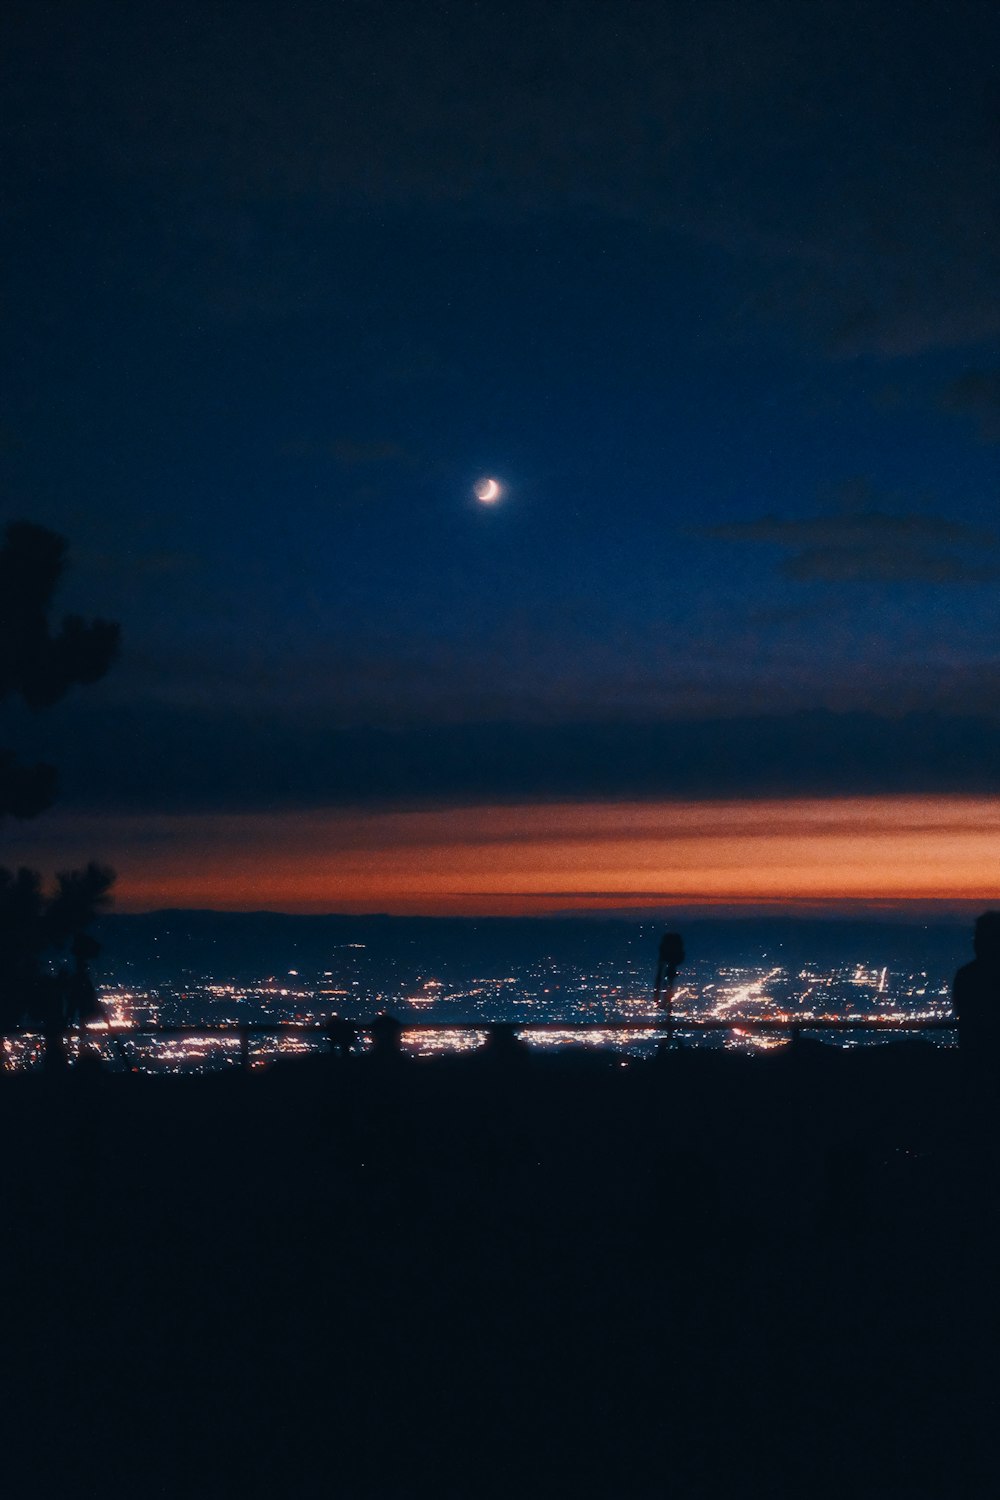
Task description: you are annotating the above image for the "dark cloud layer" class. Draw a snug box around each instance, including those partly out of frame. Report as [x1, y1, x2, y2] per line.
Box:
[5, 0, 998, 356]
[29, 704, 1000, 814]
[708, 511, 1000, 583]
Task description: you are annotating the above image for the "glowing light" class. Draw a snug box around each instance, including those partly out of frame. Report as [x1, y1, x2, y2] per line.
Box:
[474, 477, 502, 503]
[403, 1028, 488, 1057]
[35, 793, 1000, 916]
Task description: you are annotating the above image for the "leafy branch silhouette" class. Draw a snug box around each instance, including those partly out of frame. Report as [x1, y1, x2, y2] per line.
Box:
[0, 521, 120, 1044]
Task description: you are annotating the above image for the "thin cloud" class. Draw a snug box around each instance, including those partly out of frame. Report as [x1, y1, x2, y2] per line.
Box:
[707, 511, 999, 584]
[785, 548, 1000, 585]
[940, 371, 1000, 442]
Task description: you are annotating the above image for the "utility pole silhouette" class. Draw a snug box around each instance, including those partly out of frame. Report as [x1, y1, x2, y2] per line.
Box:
[654, 932, 686, 1050]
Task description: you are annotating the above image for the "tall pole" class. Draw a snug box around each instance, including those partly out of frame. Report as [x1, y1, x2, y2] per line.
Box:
[655, 932, 685, 1051]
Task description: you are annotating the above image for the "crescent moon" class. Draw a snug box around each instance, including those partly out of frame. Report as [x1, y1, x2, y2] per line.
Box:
[476, 478, 500, 502]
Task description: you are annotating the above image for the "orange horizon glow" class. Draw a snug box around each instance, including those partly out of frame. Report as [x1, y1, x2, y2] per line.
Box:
[6, 794, 1000, 916]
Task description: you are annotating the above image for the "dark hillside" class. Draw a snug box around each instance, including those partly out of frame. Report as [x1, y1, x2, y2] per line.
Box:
[1, 1047, 985, 1496]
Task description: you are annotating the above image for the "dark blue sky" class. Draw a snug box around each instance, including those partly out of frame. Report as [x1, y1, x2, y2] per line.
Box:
[3, 0, 999, 814]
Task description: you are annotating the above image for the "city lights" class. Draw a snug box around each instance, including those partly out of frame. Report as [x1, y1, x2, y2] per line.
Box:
[0, 951, 956, 1074]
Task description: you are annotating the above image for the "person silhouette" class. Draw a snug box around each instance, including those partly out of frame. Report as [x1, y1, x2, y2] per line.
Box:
[952, 911, 1000, 1059]
[370, 1012, 404, 1061]
[482, 1021, 530, 1067]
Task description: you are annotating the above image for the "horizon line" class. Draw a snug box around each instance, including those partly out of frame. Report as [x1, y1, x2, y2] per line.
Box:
[100, 899, 989, 924]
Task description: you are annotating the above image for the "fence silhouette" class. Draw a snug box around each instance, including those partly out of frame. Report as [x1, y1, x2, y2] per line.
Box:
[7, 1013, 955, 1072]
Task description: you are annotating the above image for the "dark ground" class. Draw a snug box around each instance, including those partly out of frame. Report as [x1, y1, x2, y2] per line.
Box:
[0, 1047, 992, 1497]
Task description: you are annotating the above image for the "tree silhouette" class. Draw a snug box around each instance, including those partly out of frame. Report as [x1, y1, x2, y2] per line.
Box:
[0, 521, 120, 1050]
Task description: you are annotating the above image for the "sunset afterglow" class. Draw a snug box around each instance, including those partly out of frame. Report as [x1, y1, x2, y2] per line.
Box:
[12, 795, 1000, 915]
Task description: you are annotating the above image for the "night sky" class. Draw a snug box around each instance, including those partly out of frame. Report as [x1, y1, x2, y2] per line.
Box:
[3, 0, 999, 913]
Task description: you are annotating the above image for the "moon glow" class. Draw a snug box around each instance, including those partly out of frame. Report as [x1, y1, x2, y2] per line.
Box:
[474, 477, 502, 503]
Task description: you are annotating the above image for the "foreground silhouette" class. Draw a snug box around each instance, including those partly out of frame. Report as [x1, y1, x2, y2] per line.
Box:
[0, 1030, 976, 1497]
[0, 926, 984, 1493]
[953, 910, 1000, 1059]
[0, 521, 118, 815]
[0, 522, 118, 1039]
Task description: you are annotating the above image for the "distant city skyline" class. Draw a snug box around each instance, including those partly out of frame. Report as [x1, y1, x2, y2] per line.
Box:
[3, 916, 958, 1072]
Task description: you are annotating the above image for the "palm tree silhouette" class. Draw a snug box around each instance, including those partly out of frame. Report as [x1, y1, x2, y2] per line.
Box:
[654, 932, 686, 1049]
